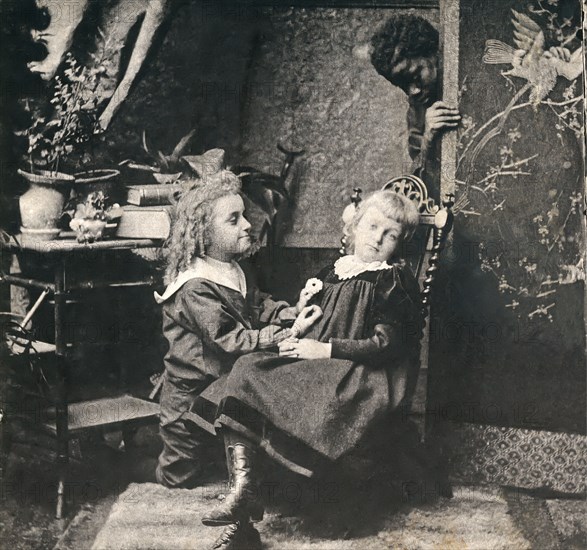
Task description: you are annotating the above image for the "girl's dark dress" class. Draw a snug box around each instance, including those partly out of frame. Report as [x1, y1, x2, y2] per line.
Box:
[194, 261, 424, 477]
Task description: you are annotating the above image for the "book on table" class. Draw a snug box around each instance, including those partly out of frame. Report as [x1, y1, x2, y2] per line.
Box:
[116, 205, 173, 239]
[126, 184, 181, 206]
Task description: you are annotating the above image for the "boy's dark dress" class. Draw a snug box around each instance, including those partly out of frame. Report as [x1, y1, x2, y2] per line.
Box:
[194, 262, 424, 477]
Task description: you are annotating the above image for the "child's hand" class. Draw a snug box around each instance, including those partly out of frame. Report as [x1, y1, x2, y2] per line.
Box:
[295, 288, 314, 313]
[279, 338, 331, 360]
[292, 305, 322, 337]
[296, 278, 324, 313]
[424, 101, 461, 140]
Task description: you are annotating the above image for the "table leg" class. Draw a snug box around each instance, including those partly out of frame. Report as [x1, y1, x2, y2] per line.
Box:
[54, 358, 68, 518]
[0, 408, 12, 485]
[54, 263, 69, 519]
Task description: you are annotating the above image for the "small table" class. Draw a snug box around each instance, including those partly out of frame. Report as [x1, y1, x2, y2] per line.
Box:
[0, 235, 163, 518]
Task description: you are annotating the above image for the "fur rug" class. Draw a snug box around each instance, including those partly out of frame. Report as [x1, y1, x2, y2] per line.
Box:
[90, 483, 531, 550]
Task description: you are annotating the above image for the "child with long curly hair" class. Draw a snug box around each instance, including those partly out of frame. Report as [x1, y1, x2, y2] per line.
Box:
[154, 170, 321, 490]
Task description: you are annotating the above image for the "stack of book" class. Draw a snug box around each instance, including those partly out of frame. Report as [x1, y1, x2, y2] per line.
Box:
[115, 184, 179, 239]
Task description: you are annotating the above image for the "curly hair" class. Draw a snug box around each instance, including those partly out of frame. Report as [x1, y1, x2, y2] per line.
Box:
[164, 170, 242, 284]
[370, 14, 439, 85]
[344, 190, 420, 257]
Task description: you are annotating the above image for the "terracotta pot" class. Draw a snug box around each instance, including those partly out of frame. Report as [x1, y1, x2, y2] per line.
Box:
[17, 169, 74, 233]
[74, 169, 121, 203]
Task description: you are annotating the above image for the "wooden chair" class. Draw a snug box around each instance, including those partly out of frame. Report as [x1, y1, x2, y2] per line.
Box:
[340, 174, 454, 425]
[338, 175, 455, 500]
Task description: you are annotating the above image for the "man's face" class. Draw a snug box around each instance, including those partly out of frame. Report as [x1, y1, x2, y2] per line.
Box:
[206, 194, 252, 261]
[391, 55, 438, 105]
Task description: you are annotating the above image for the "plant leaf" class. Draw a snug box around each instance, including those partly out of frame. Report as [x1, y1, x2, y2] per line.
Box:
[236, 169, 288, 199]
[170, 129, 196, 160]
[241, 173, 286, 222]
[157, 150, 170, 172]
[182, 149, 225, 177]
[142, 130, 152, 157]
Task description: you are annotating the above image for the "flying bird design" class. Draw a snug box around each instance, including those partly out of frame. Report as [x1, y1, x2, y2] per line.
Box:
[483, 9, 583, 103]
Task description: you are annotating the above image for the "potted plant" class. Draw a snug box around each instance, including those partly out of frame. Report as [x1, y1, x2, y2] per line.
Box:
[119, 129, 197, 184]
[67, 191, 123, 243]
[16, 48, 112, 239]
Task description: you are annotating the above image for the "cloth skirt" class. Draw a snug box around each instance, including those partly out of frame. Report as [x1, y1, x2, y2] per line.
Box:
[189, 351, 397, 477]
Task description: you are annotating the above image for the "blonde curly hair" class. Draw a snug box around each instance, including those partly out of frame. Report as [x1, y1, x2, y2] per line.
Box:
[164, 170, 242, 284]
[343, 190, 420, 257]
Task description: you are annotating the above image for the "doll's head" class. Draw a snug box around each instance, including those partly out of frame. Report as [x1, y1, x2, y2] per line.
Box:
[344, 190, 419, 263]
[370, 14, 439, 106]
[164, 170, 252, 283]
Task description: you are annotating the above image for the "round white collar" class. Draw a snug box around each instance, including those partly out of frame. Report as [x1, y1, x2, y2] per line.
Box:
[333, 254, 394, 280]
[154, 257, 246, 303]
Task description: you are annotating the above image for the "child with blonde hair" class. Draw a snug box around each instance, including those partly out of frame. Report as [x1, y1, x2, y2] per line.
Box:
[198, 189, 425, 549]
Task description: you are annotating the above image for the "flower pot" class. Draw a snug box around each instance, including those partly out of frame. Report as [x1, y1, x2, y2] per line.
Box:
[153, 172, 182, 185]
[74, 169, 122, 203]
[20, 227, 62, 242]
[18, 169, 74, 234]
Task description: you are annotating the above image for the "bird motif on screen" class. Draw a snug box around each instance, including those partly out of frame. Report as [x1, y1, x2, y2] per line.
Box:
[483, 10, 583, 103]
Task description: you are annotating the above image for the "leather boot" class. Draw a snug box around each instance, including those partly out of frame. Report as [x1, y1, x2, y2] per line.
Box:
[211, 521, 262, 550]
[202, 433, 264, 526]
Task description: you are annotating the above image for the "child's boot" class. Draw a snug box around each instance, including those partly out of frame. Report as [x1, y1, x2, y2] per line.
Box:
[202, 431, 264, 526]
[211, 521, 262, 550]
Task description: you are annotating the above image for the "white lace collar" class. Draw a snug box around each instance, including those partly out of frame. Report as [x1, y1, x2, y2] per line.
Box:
[154, 256, 247, 303]
[333, 254, 394, 280]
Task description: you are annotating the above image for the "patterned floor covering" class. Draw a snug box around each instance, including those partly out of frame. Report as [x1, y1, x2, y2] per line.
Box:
[448, 424, 587, 494]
